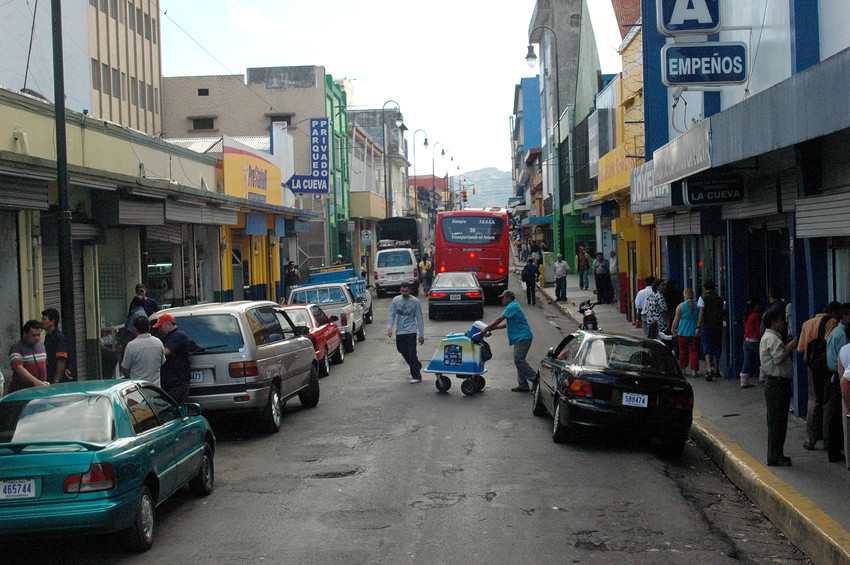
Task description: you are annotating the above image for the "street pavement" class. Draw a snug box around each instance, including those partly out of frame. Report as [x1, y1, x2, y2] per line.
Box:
[532, 268, 850, 565]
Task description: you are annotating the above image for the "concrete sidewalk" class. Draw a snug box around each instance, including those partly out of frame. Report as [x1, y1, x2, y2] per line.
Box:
[527, 270, 850, 565]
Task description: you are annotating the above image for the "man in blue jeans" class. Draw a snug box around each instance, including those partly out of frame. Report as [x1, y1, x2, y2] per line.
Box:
[485, 290, 536, 392]
[387, 281, 426, 383]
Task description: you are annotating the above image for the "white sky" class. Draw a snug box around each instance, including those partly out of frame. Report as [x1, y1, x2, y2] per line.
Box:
[159, 0, 621, 176]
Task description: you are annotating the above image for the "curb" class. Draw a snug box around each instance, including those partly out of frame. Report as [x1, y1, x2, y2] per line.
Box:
[532, 276, 850, 564]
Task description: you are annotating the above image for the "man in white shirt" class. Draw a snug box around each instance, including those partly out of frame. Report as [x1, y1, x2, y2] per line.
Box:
[553, 254, 569, 302]
[121, 316, 166, 386]
[634, 276, 656, 336]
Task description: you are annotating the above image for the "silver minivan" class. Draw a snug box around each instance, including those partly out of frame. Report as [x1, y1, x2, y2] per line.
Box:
[150, 301, 319, 433]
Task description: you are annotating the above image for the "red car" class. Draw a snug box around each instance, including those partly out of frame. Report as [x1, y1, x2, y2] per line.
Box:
[280, 303, 344, 377]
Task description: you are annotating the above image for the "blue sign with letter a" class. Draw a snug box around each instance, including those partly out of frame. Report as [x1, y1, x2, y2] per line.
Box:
[287, 118, 331, 194]
[657, 0, 721, 36]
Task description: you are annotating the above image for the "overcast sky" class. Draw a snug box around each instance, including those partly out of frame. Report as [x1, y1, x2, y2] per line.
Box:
[159, 0, 621, 176]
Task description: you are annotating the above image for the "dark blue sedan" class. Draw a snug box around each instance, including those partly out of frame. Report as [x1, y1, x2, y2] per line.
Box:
[0, 379, 215, 551]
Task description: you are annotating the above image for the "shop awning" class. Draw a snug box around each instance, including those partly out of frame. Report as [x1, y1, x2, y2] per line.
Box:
[522, 216, 552, 226]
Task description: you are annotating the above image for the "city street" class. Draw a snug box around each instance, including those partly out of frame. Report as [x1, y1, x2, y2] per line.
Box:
[6, 278, 808, 564]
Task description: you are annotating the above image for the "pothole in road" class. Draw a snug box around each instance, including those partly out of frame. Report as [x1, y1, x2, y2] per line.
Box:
[409, 492, 466, 509]
[308, 466, 362, 479]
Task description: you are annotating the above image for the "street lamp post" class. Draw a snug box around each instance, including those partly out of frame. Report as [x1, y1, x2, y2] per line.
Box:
[412, 129, 428, 219]
[527, 25, 562, 256]
[431, 141, 445, 213]
[381, 100, 403, 218]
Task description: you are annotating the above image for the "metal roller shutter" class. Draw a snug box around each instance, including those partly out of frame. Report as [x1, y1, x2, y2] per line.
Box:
[0, 176, 49, 210]
[41, 241, 88, 381]
[147, 223, 182, 244]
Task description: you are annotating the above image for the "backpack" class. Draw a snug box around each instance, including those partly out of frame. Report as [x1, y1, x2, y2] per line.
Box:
[806, 316, 831, 373]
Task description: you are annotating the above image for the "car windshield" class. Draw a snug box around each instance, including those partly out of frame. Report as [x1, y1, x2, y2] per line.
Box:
[441, 215, 504, 244]
[582, 338, 680, 375]
[0, 395, 116, 444]
[173, 314, 244, 354]
[284, 308, 312, 328]
[433, 273, 479, 288]
[291, 287, 347, 305]
[377, 251, 413, 267]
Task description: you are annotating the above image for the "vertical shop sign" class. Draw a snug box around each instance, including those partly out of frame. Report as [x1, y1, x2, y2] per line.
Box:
[288, 118, 330, 194]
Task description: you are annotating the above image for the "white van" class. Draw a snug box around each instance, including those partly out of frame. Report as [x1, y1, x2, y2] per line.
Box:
[374, 248, 418, 297]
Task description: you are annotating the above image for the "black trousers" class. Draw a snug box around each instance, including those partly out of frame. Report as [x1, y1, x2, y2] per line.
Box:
[805, 368, 830, 445]
[764, 377, 793, 464]
[824, 375, 845, 460]
[525, 281, 536, 304]
[395, 333, 421, 379]
[164, 380, 190, 405]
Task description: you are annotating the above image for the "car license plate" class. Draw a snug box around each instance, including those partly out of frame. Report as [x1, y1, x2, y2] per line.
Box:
[450, 294, 461, 301]
[190, 370, 205, 384]
[622, 392, 648, 408]
[0, 478, 36, 500]
[390, 274, 402, 280]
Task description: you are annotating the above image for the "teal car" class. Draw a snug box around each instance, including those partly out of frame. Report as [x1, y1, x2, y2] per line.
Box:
[0, 379, 215, 551]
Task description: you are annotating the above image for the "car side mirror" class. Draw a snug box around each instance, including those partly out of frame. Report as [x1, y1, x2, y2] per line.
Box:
[294, 325, 310, 337]
[329, 315, 339, 322]
[547, 347, 556, 358]
[355, 296, 365, 304]
[182, 403, 202, 417]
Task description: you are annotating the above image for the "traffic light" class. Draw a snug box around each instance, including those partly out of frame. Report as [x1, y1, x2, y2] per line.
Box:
[472, 187, 476, 195]
[462, 189, 467, 202]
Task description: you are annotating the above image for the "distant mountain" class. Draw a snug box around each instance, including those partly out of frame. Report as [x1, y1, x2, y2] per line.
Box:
[451, 168, 514, 208]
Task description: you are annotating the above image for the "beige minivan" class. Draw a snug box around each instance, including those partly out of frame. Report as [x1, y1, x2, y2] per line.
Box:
[150, 301, 319, 433]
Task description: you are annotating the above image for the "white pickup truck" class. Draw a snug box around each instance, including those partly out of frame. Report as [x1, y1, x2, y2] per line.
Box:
[287, 283, 365, 352]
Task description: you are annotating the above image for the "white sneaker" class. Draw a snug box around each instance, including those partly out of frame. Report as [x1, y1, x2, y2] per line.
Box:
[409, 378, 422, 383]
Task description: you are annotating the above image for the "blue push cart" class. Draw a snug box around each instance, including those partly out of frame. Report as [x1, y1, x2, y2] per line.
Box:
[424, 321, 492, 395]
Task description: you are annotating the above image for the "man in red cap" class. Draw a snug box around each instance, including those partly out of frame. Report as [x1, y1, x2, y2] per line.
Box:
[152, 313, 191, 404]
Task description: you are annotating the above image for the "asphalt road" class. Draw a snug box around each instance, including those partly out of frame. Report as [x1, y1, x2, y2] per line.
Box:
[8, 277, 810, 564]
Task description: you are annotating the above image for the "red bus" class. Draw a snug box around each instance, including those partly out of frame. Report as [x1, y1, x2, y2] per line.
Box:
[434, 208, 510, 300]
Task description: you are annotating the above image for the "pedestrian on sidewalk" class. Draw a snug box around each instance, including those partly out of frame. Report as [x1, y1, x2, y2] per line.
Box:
[697, 280, 725, 381]
[529, 240, 540, 264]
[8, 320, 48, 392]
[537, 242, 548, 266]
[824, 303, 850, 462]
[760, 308, 798, 467]
[128, 284, 159, 317]
[521, 258, 539, 305]
[608, 250, 619, 302]
[740, 297, 764, 388]
[663, 279, 684, 357]
[798, 301, 840, 450]
[153, 313, 191, 404]
[634, 276, 655, 336]
[41, 308, 69, 384]
[837, 339, 850, 463]
[592, 252, 613, 303]
[645, 279, 670, 340]
[484, 290, 536, 392]
[387, 281, 425, 383]
[553, 254, 569, 302]
[761, 286, 788, 341]
[121, 316, 165, 386]
[671, 288, 700, 378]
[576, 246, 590, 290]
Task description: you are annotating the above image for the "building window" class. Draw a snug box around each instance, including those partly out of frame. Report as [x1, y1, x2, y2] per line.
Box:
[269, 114, 293, 126]
[197, 88, 209, 96]
[109, 0, 117, 19]
[89, 0, 97, 7]
[154, 87, 159, 114]
[100, 0, 107, 12]
[101, 63, 110, 95]
[118, 0, 124, 23]
[152, 18, 157, 44]
[147, 84, 153, 112]
[127, 2, 134, 30]
[144, 13, 151, 40]
[112, 68, 120, 98]
[121, 72, 127, 100]
[139, 81, 145, 109]
[136, 7, 142, 35]
[130, 77, 137, 105]
[91, 59, 100, 90]
[192, 118, 215, 131]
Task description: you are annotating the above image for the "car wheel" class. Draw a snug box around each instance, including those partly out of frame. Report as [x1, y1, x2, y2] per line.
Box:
[659, 435, 687, 459]
[331, 343, 344, 364]
[299, 365, 320, 408]
[343, 334, 355, 353]
[188, 442, 215, 496]
[428, 309, 436, 320]
[436, 375, 451, 392]
[365, 305, 373, 324]
[461, 378, 478, 396]
[377, 289, 386, 298]
[318, 348, 330, 377]
[356, 323, 366, 342]
[552, 400, 571, 444]
[532, 378, 548, 417]
[123, 485, 155, 552]
[475, 305, 484, 320]
[262, 383, 282, 433]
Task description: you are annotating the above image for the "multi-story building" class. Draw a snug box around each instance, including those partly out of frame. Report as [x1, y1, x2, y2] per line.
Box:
[350, 109, 409, 219]
[0, 0, 163, 135]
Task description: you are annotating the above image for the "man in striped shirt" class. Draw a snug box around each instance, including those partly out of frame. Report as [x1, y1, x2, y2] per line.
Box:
[8, 320, 48, 393]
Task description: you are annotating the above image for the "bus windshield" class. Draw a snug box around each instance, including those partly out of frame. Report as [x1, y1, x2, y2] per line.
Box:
[440, 216, 505, 245]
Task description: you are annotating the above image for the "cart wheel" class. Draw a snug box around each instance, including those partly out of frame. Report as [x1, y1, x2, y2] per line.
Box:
[473, 375, 486, 391]
[436, 375, 452, 392]
[461, 378, 478, 396]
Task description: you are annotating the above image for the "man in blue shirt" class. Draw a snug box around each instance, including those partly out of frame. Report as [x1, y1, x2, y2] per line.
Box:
[485, 290, 536, 392]
[387, 281, 426, 383]
[152, 313, 191, 403]
[824, 303, 850, 462]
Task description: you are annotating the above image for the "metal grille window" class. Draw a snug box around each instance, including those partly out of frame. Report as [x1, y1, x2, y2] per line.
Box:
[100, 0, 107, 12]
[109, 0, 117, 19]
[101, 63, 110, 95]
[198, 88, 209, 96]
[154, 87, 159, 114]
[192, 118, 215, 131]
[152, 18, 157, 44]
[128, 2, 134, 30]
[89, 0, 96, 7]
[91, 59, 100, 90]
[98, 264, 124, 299]
[144, 13, 151, 40]
[130, 77, 137, 104]
[121, 72, 127, 100]
[147, 84, 154, 112]
[136, 7, 142, 35]
[139, 81, 145, 109]
[112, 68, 120, 98]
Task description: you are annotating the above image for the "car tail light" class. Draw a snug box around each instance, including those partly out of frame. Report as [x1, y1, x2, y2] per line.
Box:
[568, 379, 593, 398]
[469, 252, 476, 259]
[430, 292, 447, 298]
[341, 313, 348, 326]
[465, 291, 481, 297]
[63, 463, 116, 494]
[675, 395, 694, 411]
[229, 361, 259, 378]
[498, 266, 505, 274]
